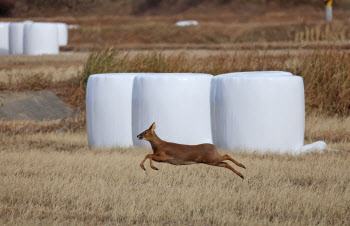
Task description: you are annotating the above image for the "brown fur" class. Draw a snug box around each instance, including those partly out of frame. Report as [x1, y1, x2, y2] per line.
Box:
[138, 122, 246, 179]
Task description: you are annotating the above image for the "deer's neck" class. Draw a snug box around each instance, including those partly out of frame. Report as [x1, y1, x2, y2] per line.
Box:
[149, 133, 164, 153]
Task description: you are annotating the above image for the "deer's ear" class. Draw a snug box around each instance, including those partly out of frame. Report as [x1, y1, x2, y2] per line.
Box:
[149, 122, 156, 131]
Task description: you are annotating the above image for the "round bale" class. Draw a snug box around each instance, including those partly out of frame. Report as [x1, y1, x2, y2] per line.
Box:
[132, 73, 213, 147]
[86, 73, 137, 149]
[56, 23, 68, 46]
[0, 22, 9, 55]
[9, 22, 25, 55]
[23, 22, 59, 55]
[211, 71, 305, 153]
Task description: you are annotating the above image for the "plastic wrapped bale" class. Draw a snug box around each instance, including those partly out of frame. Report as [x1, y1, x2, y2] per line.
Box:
[56, 23, 68, 46]
[175, 20, 198, 26]
[219, 71, 293, 77]
[9, 22, 25, 55]
[0, 22, 9, 55]
[211, 71, 305, 153]
[86, 73, 137, 149]
[132, 73, 213, 147]
[23, 22, 59, 55]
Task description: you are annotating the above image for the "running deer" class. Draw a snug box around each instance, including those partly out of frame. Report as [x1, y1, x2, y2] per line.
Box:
[138, 122, 246, 179]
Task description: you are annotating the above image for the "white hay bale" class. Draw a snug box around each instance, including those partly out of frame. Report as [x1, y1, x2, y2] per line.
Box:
[0, 22, 9, 55]
[9, 22, 25, 55]
[23, 22, 59, 55]
[67, 24, 80, 29]
[56, 23, 68, 46]
[211, 71, 305, 153]
[132, 73, 213, 147]
[86, 73, 137, 149]
[175, 20, 198, 26]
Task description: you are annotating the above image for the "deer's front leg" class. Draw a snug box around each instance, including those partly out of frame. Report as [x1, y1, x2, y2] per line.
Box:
[140, 154, 159, 171]
[140, 154, 152, 171]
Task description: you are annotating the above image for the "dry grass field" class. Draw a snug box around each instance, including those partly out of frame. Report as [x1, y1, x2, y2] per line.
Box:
[0, 115, 349, 225]
[40, 18, 350, 51]
[0, 50, 350, 224]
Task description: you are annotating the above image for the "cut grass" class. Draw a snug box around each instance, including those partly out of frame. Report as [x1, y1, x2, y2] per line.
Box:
[0, 53, 88, 84]
[0, 115, 86, 135]
[68, 21, 350, 48]
[0, 127, 349, 225]
[1, 114, 349, 146]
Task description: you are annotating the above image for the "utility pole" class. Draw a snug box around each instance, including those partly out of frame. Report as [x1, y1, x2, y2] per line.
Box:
[324, 0, 333, 22]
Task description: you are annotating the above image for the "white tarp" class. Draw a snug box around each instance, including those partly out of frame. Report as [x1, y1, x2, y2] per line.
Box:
[0, 22, 9, 55]
[56, 23, 68, 46]
[132, 73, 213, 147]
[9, 22, 25, 55]
[175, 20, 198, 26]
[23, 22, 59, 55]
[211, 71, 305, 153]
[301, 141, 327, 153]
[86, 73, 137, 148]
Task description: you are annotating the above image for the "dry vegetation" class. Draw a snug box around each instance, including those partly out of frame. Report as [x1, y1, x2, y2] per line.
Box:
[0, 53, 88, 83]
[0, 114, 349, 225]
[67, 21, 350, 50]
[1, 48, 349, 115]
[80, 48, 350, 115]
[1, 49, 350, 224]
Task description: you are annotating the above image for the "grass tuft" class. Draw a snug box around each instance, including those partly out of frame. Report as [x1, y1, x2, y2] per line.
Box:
[80, 48, 120, 84]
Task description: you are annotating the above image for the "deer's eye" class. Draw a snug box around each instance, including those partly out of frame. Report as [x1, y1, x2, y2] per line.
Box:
[144, 132, 147, 135]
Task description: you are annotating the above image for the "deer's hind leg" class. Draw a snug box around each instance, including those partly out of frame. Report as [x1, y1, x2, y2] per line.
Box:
[214, 162, 244, 179]
[219, 154, 246, 169]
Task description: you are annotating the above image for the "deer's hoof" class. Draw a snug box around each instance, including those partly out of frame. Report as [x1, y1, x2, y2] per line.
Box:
[240, 175, 244, 180]
[241, 164, 246, 169]
[152, 166, 159, 170]
[140, 165, 146, 171]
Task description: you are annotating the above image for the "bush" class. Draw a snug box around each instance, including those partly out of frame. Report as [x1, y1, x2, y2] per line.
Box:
[80, 48, 120, 84]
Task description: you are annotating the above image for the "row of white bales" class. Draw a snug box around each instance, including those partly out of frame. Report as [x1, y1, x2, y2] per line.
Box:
[86, 71, 326, 154]
[0, 21, 68, 55]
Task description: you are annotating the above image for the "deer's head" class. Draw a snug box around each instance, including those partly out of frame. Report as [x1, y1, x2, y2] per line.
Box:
[137, 122, 156, 141]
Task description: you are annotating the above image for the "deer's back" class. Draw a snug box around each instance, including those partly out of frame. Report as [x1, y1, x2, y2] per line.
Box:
[158, 142, 220, 164]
